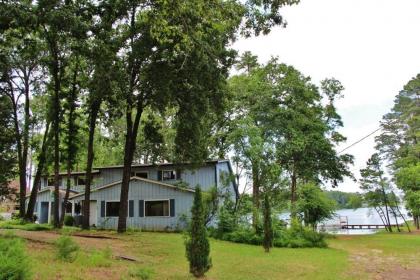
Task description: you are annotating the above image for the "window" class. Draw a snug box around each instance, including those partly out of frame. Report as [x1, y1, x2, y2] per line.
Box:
[145, 200, 169, 217]
[76, 176, 86, 186]
[74, 202, 81, 215]
[47, 178, 55, 186]
[162, 170, 176, 180]
[130, 171, 148, 179]
[63, 202, 72, 214]
[106, 202, 120, 217]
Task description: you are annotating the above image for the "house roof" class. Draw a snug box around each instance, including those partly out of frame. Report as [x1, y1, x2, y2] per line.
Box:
[69, 176, 195, 199]
[26, 188, 78, 198]
[93, 159, 230, 170]
[41, 160, 231, 177]
[43, 170, 100, 177]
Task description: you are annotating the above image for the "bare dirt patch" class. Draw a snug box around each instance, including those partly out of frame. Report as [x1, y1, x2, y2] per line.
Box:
[0, 229, 134, 258]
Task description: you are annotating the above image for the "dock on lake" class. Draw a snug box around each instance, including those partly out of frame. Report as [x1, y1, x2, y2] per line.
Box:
[341, 224, 404, 230]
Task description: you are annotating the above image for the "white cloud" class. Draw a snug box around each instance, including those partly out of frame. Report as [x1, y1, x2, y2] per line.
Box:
[233, 0, 420, 192]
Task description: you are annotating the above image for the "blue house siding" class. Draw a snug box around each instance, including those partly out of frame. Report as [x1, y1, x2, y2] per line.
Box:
[215, 161, 239, 202]
[98, 165, 217, 191]
[180, 165, 216, 191]
[32, 160, 237, 229]
[70, 178, 194, 230]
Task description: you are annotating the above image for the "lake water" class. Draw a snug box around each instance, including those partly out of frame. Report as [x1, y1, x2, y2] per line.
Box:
[322, 206, 411, 234]
[281, 206, 412, 234]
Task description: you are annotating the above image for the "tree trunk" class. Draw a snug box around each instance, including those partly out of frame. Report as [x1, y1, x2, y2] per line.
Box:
[52, 58, 61, 229]
[381, 186, 392, 232]
[59, 63, 79, 227]
[6, 82, 25, 217]
[82, 104, 99, 230]
[251, 163, 260, 231]
[25, 122, 50, 221]
[389, 206, 400, 232]
[53, 106, 60, 228]
[117, 3, 142, 233]
[117, 102, 143, 233]
[19, 71, 31, 217]
[290, 166, 297, 218]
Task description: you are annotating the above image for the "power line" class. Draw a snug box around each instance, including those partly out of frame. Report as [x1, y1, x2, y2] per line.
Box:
[338, 127, 382, 154]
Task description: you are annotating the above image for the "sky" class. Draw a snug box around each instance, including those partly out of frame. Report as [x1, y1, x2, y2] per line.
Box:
[233, 0, 420, 193]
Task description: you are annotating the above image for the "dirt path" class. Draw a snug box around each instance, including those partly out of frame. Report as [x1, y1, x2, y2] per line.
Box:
[331, 235, 420, 280]
[0, 229, 135, 259]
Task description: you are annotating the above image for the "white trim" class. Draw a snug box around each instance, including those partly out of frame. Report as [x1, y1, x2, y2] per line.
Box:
[69, 176, 194, 199]
[144, 199, 170, 218]
[89, 200, 98, 226]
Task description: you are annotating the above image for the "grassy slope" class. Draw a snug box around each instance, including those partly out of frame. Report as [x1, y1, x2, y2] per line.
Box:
[1, 226, 418, 280]
[119, 233, 349, 280]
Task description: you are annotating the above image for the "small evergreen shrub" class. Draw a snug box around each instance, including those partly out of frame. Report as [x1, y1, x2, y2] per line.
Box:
[128, 267, 155, 280]
[185, 187, 212, 277]
[0, 236, 31, 279]
[63, 215, 75, 226]
[55, 235, 79, 262]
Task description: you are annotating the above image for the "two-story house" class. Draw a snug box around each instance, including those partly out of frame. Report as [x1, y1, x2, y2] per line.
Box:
[31, 159, 238, 230]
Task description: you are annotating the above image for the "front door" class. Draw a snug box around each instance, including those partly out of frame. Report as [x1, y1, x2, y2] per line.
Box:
[89, 201, 97, 227]
[40, 202, 49, 224]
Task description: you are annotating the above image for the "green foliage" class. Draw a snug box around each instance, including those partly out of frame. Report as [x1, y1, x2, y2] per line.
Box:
[0, 94, 17, 196]
[220, 229, 263, 245]
[63, 215, 75, 227]
[227, 56, 352, 225]
[0, 220, 52, 231]
[55, 235, 79, 262]
[375, 74, 419, 228]
[211, 222, 327, 248]
[128, 267, 155, 280]
[0, 236, 31, 280]
[216, 198, 238, 236]
[86, 247, 112, 268]
[296, 183, 337, 230]
[275, 219, 327, 248]
[405, 191, 420, 223]
[185, 187, 211, 277]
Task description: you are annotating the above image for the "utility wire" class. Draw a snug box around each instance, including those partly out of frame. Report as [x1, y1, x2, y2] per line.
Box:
[338, 127, 382, 154]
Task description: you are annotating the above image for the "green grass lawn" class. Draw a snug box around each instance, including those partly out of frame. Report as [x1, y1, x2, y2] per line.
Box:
[1, 225, 419, 280]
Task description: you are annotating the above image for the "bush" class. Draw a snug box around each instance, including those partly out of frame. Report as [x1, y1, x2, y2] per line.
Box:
[86, 247, 112, 267]
[0, 237, 31, 279]
[55, 236, 79, 262]
[274, 219, 327, 248]
[63, 215, 75, 226]
[0, 220, 52, 231]
[212, 219, 327, 249]
[128, 267, 155, 280]
[223, 229, 263, 245]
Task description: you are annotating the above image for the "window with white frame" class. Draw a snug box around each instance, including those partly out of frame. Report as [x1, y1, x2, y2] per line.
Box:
[145, 200, 169, 217]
